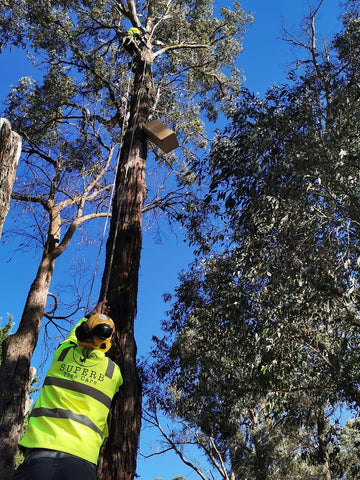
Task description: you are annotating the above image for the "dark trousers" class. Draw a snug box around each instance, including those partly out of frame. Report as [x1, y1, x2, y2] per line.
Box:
[13, 451, 96, 480]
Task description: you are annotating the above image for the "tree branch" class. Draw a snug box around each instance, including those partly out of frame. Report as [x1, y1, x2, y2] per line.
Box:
[153, 42, 210, 59]
[142, 409, 208, 480]
[127, 0, 142, 28]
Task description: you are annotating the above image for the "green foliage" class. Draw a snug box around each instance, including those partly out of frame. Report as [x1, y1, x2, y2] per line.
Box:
[179, 0, 360, 406]
[145, 2, 360, 478]
[202, 5, 360, 408]
[0, 0, 252, 256]
[0, 0, 251, 158]
[334, 417, 360, 479]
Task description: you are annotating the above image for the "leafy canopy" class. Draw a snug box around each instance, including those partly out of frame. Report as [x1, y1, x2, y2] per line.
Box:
[144, 2, 360, 477]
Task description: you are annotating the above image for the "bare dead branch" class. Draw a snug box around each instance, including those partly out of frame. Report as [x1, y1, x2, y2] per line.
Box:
[152, 42, 211, 59]
[44, 292, 58, 316]
[127, 0, 142, 28]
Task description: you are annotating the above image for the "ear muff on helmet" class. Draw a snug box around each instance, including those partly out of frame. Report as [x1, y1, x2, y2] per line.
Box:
[75, 322, 92, 342]
[92, 323, 113, 340]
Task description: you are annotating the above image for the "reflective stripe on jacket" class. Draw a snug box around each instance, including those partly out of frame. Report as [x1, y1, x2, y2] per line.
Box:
[19, 319, 123, 464]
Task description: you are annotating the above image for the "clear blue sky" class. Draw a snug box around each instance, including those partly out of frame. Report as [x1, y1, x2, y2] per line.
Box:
[0, 1, 344, 479]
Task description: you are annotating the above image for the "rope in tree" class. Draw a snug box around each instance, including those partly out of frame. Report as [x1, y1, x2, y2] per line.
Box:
[102, 57, 148, 300]
[85, 73, 132, 310]
[86, 55, 148, 309]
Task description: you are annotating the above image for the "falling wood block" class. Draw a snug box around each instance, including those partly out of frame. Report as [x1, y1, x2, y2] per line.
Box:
[143, 120, 179, 153]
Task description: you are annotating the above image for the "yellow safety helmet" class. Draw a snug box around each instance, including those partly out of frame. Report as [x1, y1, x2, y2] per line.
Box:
[76, 314, 115, 353]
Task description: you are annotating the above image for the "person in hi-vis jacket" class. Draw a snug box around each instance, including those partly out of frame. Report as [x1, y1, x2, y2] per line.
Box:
[13, 300, 122, 480]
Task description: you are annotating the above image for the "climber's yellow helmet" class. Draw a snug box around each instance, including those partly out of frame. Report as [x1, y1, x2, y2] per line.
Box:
[76, 314, 115, 353]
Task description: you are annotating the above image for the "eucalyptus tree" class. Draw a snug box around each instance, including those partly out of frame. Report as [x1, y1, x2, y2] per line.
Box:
[0, 0, 251, 478]
[146, 252, 344, 478]
[333, 417, 360, 479]
[200, 2, 360, 408]
[145, 1, 360, 478]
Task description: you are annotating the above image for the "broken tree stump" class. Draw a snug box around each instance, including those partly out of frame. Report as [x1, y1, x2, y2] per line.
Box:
[0, 118, 22, 238]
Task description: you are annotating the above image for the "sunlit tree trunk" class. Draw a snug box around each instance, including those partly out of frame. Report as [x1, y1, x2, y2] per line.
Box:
[97, 57, 152, 480]
[0, 118, 21, 237]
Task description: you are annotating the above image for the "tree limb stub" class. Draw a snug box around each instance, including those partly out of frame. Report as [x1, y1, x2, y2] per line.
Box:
[0, 118, 22, 238]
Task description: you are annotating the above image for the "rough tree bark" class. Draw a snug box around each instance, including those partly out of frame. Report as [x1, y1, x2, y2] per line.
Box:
[317, 412, 332, 480]
[97, 56, 152, 480]
[0, 118, 22, 237]
[0, 233, 59, 479]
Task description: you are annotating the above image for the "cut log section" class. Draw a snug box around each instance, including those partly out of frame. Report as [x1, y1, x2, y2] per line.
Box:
[143, 119, 179, 153]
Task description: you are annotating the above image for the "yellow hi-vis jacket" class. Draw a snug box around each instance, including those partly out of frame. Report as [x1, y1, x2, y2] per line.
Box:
[19, 319, 123, 465]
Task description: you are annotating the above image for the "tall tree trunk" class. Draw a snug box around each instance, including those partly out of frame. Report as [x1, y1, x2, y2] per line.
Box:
[0, 251, 56, 479]
[0, 118, 22, 238]
[249, 408, 269, 480]
[97, 57, 152, 480]
[317, 413, 332, 480]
